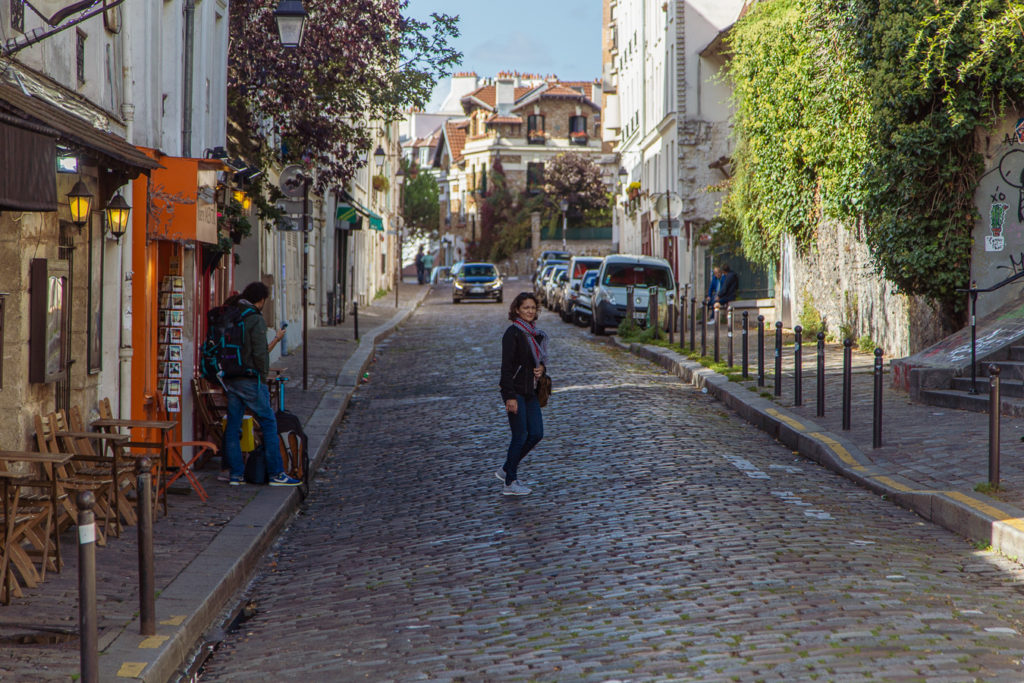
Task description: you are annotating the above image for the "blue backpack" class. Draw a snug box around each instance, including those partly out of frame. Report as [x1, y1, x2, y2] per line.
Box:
[200, 304, 260, 380]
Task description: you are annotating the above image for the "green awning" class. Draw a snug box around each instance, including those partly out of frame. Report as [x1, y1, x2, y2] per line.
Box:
[335, 204, 362, 230]
[368, 212, 383, 231]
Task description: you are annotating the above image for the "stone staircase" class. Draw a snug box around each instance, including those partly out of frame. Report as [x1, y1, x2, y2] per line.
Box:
[919, 344, 1024, 416]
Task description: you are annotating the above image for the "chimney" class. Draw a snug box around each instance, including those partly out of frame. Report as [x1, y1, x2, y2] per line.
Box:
[495, 73, 516, 116]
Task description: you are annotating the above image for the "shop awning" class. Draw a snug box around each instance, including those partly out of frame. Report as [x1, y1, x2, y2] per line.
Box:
[0, 82, 160, 176]
[0, 115, 57, 211]
[335, 204, 362, 230]
[368, 212, 384, 231]
[338, 197, 384, 231]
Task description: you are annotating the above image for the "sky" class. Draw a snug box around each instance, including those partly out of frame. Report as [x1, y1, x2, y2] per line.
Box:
[405, 0, 603, 112]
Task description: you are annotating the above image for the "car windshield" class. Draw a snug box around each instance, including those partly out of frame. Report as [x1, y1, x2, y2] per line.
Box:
[549, 267, 567, 281]
[582, 271, 598, 287]
[602, 264, 674, 288]
[461, 265, 497, 278]
[573, 260, 601, 278]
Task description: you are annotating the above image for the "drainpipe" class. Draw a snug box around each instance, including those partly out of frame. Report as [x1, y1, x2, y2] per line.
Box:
[182, 0, 195, 156]
[119, 7, 136, 420]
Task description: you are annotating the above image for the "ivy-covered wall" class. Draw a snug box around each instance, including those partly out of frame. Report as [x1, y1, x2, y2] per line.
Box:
[722, 0, 1024, 343]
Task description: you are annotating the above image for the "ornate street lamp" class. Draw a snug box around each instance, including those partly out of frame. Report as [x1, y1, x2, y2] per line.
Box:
[67, 178, 93, 228]
[274, 0, 308, 48]
[373, 145, 386, 170]
[104, 192, 131, 240]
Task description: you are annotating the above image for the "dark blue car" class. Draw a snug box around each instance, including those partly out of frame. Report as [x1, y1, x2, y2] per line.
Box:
[452, 262, 503, 304]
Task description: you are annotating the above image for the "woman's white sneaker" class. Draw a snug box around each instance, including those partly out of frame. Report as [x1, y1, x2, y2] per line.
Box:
[503, 481, 531, 496]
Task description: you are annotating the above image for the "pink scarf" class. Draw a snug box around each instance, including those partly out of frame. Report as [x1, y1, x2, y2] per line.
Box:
[512, 318, 548, 366]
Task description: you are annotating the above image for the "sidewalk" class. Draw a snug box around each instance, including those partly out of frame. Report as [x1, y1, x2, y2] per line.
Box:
[0, 279, 432, 683]
[614, 330, 1024, 564]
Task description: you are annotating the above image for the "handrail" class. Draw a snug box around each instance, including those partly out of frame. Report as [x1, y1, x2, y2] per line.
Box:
[955, 269, 1024, 394]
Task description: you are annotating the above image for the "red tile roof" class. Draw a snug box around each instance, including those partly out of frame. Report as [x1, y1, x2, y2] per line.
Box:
[444, 119, 469, 163]
[559, 80, 599, 100]
[462, 85, 534, 110]
[487, 114, 523, 125]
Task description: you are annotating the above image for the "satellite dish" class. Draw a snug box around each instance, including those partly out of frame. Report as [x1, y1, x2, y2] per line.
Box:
[653, 192, 685, 220]
[279, 164, 307, 198]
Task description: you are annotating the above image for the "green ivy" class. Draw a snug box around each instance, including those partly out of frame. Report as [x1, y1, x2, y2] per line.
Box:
[724, 0, 1024, 325]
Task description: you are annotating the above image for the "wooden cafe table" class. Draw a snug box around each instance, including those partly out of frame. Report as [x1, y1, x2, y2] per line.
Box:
[89, 418, 177, 515]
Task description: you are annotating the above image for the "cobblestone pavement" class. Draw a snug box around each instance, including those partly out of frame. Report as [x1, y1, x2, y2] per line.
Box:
[201, 290, 1024, 682]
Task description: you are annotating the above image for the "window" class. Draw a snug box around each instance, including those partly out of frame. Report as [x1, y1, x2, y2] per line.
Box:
[602, 264, 673, 289]
[527, 115, 545, 144]
[76, 31, 86, 86]
[527, 162, 544, 194]
[10, 0, 23, 32]
[569, 115, 587, 145]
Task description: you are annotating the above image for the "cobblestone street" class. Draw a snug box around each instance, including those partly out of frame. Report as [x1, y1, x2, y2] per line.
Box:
[201, 288, 1024, 681]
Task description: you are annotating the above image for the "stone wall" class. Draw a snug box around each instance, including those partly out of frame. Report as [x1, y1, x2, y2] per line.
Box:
[788, 219, 945, 358]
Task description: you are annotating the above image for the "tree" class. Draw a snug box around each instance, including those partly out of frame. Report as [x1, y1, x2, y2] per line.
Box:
[402, 162, 439, 239]
[542, 151, 609, 225]
[228, 0, 460, 193]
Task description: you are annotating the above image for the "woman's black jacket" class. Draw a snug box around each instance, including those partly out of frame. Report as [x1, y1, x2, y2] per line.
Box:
[500, 325, 541, 401]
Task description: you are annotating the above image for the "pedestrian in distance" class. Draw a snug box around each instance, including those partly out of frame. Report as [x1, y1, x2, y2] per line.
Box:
[716, 263, 739, 315]
[498, 292, 547, 496]
[415, 245, 425, 285]
[422, 249, 434, 283]
[705, 265, 722, 321]
[221, 282, 302, 487]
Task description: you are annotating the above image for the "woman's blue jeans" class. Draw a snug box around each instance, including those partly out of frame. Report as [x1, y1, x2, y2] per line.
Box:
[503, 395, 543, 484]
[223, 377, 284, 478]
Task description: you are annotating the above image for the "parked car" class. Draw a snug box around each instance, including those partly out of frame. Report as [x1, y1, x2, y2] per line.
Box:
[542, 265, 568, 310]
[572, 270, 599, 325]
[590, 254, 676, 335]
[551, 270, 573, 318]
[562, 256, 604, 322]
[533, 259, 568, 296]
[452, 262, 503, 303]
[534, 263, 560, 305]
[534, 250, 570, 278]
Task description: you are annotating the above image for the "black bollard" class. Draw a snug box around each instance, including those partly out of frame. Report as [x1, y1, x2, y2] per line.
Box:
[137, 458, 155, 636]
[78, 491, 98, 683]
[842, 339, 852, 430]
[353, 300, 359, 341]
[873, 348, 883, 448]
[690, 297, 697, 352]
[794, 326, 803, 406]
[650, 286, 660, 336]
[668, 297, 674, 345]
[742, 311, 749, 378]
[727, 308, 734, 368]
[774, 321, 783, 396]
[816, 332, 825, 417]
[680, 296, 687, 349]
[713, 304, 721, 362]
[626, 284, 635, 328]
[757, 315, 765, 386]
[989, 365, 1001, 486]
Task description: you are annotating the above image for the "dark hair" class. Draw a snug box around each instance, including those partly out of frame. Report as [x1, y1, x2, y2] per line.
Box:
[240, 281, 270, 304]
[508, 292, 539, 321]
[720, 264, 731, 273]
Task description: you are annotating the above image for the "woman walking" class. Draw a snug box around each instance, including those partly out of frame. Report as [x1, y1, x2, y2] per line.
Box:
[498, 292, 547, 495]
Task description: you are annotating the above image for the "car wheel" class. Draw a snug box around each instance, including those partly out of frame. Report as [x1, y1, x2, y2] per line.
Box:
[452, 297, 460, 304]
[496, 295, 503, 304]
[591, 313, 603, 336]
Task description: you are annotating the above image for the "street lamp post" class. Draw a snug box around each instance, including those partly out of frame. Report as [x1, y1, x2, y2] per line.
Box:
[559, 198, 568, 253]
[273, 0, 308, 48]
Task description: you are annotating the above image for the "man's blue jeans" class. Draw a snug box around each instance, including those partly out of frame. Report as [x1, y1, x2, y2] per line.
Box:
[503, 395, 543, 484]
[223, 377, 283, 478]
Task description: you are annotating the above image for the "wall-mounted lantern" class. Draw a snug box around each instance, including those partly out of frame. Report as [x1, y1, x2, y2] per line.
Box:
[104, 192, 131, 240]
[67, 179, 93, 228]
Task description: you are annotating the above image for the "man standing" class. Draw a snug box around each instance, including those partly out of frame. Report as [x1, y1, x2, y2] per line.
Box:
[716, 263, 739, 314]
[422, 249, 434, 283]
[222, 282, 301, 486]
[704, 265, 722, 321]
[415, 245, 425, 285]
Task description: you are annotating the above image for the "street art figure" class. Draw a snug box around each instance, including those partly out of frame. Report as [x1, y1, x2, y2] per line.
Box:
[988, 198, 1008, 252]
[997, 148, 1024, 223]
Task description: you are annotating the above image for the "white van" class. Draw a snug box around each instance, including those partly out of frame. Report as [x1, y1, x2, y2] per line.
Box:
[590, 254, 676, 335]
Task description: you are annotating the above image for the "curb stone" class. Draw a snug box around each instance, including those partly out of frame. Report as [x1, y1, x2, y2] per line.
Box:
[612, 336, 1024, 563]
[97, 287, 431, 682]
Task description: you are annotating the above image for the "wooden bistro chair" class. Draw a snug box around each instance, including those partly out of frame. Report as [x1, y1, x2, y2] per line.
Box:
[151, 390, 216, 502]
[0, 451, 72, 604]
[34, 412, 119, 545]
[68, 406, 137, 534]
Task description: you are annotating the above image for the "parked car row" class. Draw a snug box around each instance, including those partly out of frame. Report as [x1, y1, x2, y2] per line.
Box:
[534, 254, 677, 336]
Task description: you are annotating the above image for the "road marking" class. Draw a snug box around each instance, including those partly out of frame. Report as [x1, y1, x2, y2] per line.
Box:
[117, 662, 147, 677]
[772, 490, 833, 520]
[722, 454, 770, 479]
[138, 635, 169, 649]
[808, 432, 865, 471]
[766, 408, 807, 431]
[160, 615, 186, 626]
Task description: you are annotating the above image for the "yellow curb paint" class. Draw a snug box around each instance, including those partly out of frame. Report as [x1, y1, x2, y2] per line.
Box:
[138, 635, 169, 649]
[160, 615, 186, 626]
[946, 491, 1024, 533]
[808, 432, 862, 469]
[873, 476, 916, 493]
[765, 408, 807, 432]
[117, 662, 147, 677]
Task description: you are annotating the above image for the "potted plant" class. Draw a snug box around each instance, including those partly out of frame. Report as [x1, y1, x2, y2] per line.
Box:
[372, 174, 390, 193]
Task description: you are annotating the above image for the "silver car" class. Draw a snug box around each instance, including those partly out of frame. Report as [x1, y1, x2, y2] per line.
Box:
[543, 265, 568, 310]
[571, 270, 599, 325]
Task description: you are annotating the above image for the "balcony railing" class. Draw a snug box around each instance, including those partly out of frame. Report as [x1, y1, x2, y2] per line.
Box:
[569, 132, 589, 146]
[527, 130, 546, 145]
